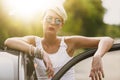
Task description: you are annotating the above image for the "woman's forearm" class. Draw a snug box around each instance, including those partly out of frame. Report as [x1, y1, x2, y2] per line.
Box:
[94, 37, 114, 57]
[4, 38, 34, 54]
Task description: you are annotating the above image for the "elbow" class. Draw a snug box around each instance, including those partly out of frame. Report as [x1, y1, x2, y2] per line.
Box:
[103, 37, 114, 45]
[106, 37, 114, 43]
[4, 38, 14, 47]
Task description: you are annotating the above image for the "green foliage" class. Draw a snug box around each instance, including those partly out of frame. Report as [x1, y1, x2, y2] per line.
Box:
[0, 0, 120, 47]
[63, 0, 106, 36]
[105, 25, 120, 37]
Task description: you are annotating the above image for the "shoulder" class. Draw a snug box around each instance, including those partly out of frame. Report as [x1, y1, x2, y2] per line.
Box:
[63, 36, 86, 42]
[63, 35, 98, 42]
[59, 35, 93, 45]
[63, 36, 93, 49]
[61, 36, 77, 47]
[23, 35, 42, 40]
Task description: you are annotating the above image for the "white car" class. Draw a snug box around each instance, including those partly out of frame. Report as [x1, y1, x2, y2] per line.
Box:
[0, 43, 120, 80]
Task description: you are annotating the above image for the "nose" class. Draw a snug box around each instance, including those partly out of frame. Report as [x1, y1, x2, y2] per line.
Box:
[51, 19, 55, 25]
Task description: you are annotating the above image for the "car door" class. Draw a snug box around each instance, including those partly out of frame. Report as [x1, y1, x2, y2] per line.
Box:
[52, 43, 120, 80]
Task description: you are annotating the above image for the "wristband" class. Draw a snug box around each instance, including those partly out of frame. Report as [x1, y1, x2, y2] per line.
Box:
[34, 47, 43, 59]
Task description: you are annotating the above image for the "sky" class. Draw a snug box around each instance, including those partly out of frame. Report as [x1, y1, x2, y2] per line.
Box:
[102, 0, 120, 25]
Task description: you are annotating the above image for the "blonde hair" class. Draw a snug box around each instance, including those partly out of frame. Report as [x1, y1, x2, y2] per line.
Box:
[43, 4, 67, 23]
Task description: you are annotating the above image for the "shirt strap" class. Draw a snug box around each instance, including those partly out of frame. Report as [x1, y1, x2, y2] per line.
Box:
[35, 37, 42, 50]
[60, 37, 68, 49]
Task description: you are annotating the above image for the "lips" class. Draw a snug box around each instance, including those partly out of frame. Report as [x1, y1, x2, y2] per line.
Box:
[48, 27, 55, 31]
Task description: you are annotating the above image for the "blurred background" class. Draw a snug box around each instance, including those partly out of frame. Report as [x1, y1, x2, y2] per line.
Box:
[0, 0, 120, 80]
[0, 0, 120, 47]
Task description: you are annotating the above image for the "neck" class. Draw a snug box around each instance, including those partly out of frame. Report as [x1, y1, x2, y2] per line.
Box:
[43, 32, 58, 45]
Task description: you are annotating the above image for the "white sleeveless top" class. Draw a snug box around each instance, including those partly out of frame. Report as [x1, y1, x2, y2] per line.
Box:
[34, 37, 75, 80]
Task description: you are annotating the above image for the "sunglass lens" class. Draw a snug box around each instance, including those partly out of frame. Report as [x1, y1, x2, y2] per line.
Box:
[46, 17, 62, 26]
[46, 17, 52, 23]
[55, 19, 61, 25]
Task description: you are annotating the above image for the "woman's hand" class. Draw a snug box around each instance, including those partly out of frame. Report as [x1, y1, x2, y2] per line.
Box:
[89, 55, 104, 80]
[41, 50, 54, 78]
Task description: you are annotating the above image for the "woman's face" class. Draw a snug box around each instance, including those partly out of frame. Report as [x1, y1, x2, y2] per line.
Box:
[43, 10, 63, 34]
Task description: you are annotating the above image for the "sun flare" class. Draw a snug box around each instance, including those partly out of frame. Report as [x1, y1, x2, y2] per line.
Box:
[2, 0, 65, 21]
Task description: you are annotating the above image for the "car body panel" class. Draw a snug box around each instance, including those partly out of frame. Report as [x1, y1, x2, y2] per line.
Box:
[0, 50, 18, 80]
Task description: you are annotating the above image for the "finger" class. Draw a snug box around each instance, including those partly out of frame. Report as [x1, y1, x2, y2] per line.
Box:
[89, 69, 94, 77]
[46, 68, 51, 78]
[48, 68, 54, 78]
[94, 72, 98, 80]
[89, 70, 95, 80]
[46, 66, 52, 74]
[101, 70, 104, 78]
[90, 75, 95, 80]
[44, 59, 53, 77]
[46, 64, 54, 78]
[49, 66, 54, 76]
[90, 76, 94, 80]
[98, 71, 102, 80]
[100, 68, 104, 78]
[47, 68, 54, 78]
[46, 63, 50, 72]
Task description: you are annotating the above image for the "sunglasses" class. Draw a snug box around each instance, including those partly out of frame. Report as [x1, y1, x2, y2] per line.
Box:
[45, 16, 62, 26]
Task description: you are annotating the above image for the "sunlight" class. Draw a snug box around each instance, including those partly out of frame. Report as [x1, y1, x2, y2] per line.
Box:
[2, 0, 65, 21]
[102, 0, 120, 25]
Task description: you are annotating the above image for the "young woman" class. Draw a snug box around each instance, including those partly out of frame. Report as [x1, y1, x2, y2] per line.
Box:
[4, 4, 114, 80]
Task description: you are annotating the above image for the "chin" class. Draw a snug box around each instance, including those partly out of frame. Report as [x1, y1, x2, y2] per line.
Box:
[46, 30, 56, 34]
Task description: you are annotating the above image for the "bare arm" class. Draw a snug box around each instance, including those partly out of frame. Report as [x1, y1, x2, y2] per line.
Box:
[68, 36, 114, 80]
[89, 37, 114, 80]
[4, 36, 35, 54]
[66, 36, 114, 80]
[93, 37, 114, 57]
[4, 36, 54, 77]
[69, 36, 114, 57]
